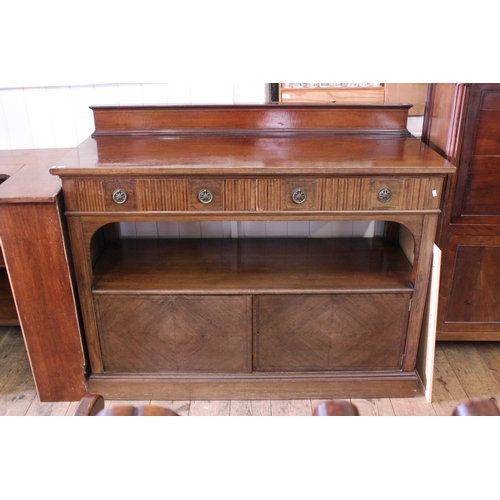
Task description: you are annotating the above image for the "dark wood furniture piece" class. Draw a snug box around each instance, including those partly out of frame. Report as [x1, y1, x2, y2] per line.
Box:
[50, 104, 454, 400]
[452, 398, 500, 416]
[74, 393, 105, 415]
[74, 394, 179, 416]
[313, 398, 500, 416]
[313, 400, 360, 416]
[0, 150, 87, 401]
[422, 83, 500, 341]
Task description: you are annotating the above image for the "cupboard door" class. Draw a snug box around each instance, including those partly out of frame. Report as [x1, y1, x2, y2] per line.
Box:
[442, 236, 500, 325]
[453, 86, 500, 218]
[254, 294, 411, 372]
[95, 295, 252, 373]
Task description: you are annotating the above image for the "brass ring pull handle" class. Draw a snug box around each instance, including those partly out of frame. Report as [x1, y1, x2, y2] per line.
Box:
[377, 187, 393, 203]
[198, 189, 214, 204]
[291, 188, 307, 204]
[112, 188, 128, 204]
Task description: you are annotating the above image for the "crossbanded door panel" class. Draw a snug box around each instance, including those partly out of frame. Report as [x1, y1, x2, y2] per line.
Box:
[95, 295, 252, 373]
[254, 294, 411, 372]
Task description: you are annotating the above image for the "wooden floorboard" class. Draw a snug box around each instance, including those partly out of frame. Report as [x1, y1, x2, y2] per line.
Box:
[2, 325, 500, 416]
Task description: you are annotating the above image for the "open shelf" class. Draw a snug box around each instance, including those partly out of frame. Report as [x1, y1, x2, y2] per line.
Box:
[92, 237, 414, 295]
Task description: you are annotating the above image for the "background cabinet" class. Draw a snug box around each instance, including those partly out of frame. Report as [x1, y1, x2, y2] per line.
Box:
[422, 83, 500, 340]
[273, 84, 428, 116]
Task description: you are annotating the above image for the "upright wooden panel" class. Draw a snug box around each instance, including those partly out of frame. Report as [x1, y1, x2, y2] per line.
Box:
[0, 150, 86, 401]
[445, 243, 500, 323]
[461, 157, 500, 215]
[0, 200, 87, 400]
[91, 104, 412, 134]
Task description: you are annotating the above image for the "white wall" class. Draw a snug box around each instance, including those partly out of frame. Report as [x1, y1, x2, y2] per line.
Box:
[0, 83, 267, 150]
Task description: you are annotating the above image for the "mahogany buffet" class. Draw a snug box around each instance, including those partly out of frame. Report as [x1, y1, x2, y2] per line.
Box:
[50, 104, 455, 400]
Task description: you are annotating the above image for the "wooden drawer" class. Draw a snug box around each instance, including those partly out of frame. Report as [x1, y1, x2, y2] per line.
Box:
[95, 294, 252, 373]
[257, 177, 443, 212]
[63, 178, 257, 212]
[63, 176, 443, 213]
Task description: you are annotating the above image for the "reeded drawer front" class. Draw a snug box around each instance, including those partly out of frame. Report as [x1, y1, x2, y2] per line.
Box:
[62, 176, 443, 213]
[257, 177, 443, 211]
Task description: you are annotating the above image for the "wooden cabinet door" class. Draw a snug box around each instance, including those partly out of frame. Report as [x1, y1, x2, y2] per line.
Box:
[438, 233, 500, 339]
[95, 295, 252, 373]
[452, 85, 500, 220]
[254, 294, 411, 372]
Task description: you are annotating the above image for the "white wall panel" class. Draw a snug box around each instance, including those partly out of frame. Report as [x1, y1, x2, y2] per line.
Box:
[288, 221, 311, 237]
[115, 84, 145, 105]
[1, 88, 33, 149]
[157, 222, 180, 238]
[178, 222, 202, 238]
[118, 220, 384, 240]
[23, 88, 56, 149]
[69, 86, 98, 144]
[239, 221, 265, 238]
[92, 84, 121, 106]
[331, 221, 355, 237]
[265, 221, 288, 237]
[118, 222, 137, 238]
[353, 220, 381, 237]
[190, 83, 235, 104]
[200, 221, 232, 238]
[310, 221, 335, 237]
[135, 221, 159, 238]
[234, 83, 267, 103]
[45, 87, 79, 148]
[165, 84, 192, 104]
[142, 84, 168, 104]
[0, 93, 13, 150]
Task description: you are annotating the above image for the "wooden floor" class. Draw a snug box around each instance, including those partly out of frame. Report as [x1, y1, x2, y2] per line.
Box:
[2, 324, 500, 416]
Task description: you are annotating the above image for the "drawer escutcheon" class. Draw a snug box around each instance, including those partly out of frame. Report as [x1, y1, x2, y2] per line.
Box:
[198, 189, 214, 204]
[291, 188, 307, 204]
[377, 187, 393, 203]
[112, 189, 128, 204]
